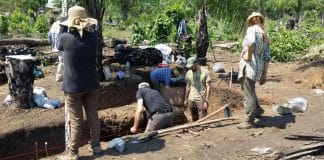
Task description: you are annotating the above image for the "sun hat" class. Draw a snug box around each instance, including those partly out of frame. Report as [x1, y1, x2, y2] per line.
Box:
[246, 12, 265, 26]
[59, 6, 97, 36]
[185, 57, 197, 68]
[138, 82, 150, 89]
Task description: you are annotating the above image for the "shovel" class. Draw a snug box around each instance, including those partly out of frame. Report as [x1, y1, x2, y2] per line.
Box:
[128, 131, 159, 144]
[125, 117, 238, 144]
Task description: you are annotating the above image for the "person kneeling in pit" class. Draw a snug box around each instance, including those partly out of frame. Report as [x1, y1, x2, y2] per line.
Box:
[130, 82, 174, 133]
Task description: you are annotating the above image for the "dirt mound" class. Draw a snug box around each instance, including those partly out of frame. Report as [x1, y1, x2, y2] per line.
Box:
[293, 61, 324, 89]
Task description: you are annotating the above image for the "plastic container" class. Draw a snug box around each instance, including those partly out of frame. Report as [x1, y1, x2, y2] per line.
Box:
[108, 138, 125, 153]
[125, 61, 130, 78]
[103, 66, 112, 80]
[288, 97, 308, 112]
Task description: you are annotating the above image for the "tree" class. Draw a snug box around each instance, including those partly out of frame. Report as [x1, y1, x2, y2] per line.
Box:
[194, 0, 253, 64]
[259, 0, 264, 14]
[196, 5, 208, 63]
[77, 0, 107, 79]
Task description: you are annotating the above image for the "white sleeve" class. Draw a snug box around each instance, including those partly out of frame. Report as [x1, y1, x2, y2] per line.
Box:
[245, 26, 256, 46]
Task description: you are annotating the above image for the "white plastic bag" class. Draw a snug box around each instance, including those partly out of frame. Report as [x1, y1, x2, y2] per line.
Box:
[288, 97, 308, 112]
[155, 44, 172, 64]
[108, 138, 125, 153]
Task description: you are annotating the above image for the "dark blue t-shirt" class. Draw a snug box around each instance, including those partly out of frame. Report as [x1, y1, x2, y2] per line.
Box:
[136, 88, 172, 114]
[58, 30, 99, 93]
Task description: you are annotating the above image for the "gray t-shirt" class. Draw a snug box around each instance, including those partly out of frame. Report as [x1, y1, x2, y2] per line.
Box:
[58, 30, 99, 93]
[136, 88, 172, 115]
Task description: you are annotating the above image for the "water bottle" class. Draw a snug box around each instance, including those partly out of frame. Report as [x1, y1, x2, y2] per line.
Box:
[108, 138, 125, 153]
[125, 61, 130, 78]
[224, 104, 232, 117]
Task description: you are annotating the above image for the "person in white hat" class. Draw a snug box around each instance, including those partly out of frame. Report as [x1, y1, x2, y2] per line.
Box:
[237, 12, 271, 129]
[130, 82, 174, 133]
[57, 6, 101, 160]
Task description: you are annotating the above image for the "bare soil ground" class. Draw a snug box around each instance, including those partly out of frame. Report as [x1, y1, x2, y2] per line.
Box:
[1, 46, 324, 160]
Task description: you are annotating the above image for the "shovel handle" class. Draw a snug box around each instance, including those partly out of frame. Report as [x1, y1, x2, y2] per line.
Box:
[195, 105, 227, 123]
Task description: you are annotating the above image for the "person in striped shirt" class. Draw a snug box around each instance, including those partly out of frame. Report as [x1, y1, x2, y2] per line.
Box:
[237, 12, 271, 129]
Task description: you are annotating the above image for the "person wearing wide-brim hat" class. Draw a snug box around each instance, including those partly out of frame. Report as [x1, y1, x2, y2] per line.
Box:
[59, 5, 97, 37]
[237, 12, 271, 129]
[184, 57, 211, 122]
[57, 6, 101, 160]
[246, 12, 265, 27]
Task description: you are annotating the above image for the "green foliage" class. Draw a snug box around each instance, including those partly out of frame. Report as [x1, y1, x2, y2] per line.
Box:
[268, 10, 323, 62]
[165, 2, 190, 26]
[303, 10, 319, 25]
[164, 2, 191, 42]
[0, 15, 8, 34]
[270, 29, 311, 62]
[16, 0, 41, 13]
[130, 22, 146, 44]
[33, 15, 49, 38]
[148, 14, 172, 44]
[210, 20, 240, 42]
[8, 10, 33, 36]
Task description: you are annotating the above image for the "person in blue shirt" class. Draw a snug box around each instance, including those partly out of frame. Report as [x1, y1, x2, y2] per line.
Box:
[150, 65, 182, 92]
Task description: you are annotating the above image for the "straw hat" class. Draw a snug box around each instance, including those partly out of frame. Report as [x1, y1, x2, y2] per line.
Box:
[246, 12, 265, 26]
[60, 6, 97, 36]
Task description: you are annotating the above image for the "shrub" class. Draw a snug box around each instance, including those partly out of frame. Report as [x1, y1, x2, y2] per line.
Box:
[270, 29, 311, 62]
[130, 22, 146, 44]
[147, 14, 172, 44]
[8, 10, 33, 36]
[33, 15, 49, 38]
[0, 15, 8, 34]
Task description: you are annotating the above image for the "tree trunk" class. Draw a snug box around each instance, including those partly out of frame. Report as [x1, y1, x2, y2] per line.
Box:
[195, 5, 208, 65]
[258, 0, 264, 14]
[122, 0, 129, 20]
[0, 38, 49, 47]
[78, 0, 106, 80]
[296, 0, 302, 23]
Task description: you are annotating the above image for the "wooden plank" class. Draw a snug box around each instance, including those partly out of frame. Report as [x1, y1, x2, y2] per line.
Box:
[283, 142, 324, 156]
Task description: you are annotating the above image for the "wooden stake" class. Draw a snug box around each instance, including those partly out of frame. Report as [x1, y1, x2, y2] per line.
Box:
[35, 142, 38, 160]
[45, 142, 49, 157]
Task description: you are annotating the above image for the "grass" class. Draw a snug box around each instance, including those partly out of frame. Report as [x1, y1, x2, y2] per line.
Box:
[103, 25, 132, 41]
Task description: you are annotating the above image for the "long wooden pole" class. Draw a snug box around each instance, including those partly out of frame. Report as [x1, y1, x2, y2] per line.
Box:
[158, 117, 238, 135]
[195, 105, 227, 123]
